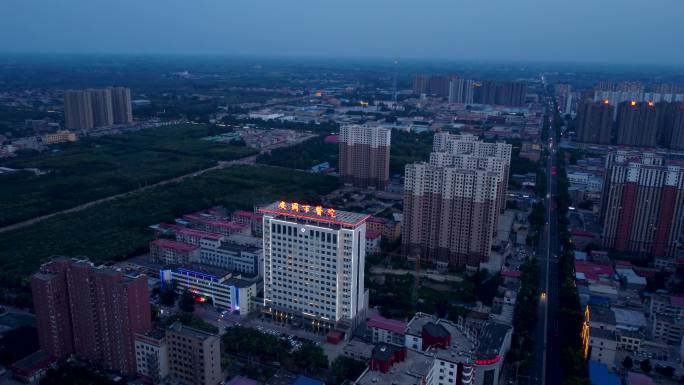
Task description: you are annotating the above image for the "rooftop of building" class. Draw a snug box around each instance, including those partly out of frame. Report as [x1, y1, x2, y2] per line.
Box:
[218, 241, 261, 253]
[366, 315, 407, 335]
[259, 201, 370, 228]
[475, 322, 512, 360]
[10, 350, 55, 374]
[137, 328, 166, 341]
[151, 238, 199, 252]
[168, 321, 218, 341]
[173, 264, 234, 281]
[356, 348, 434, 385]
[575, 261, 614, 282]
[590, 327, 616, 341]
[590, 305, 616, 325]
[406, 313, 477, 363]
[177, 227, 224, 240]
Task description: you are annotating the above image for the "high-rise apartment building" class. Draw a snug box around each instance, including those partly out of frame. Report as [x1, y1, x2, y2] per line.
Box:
[473, 81, 527, 106]
[339, 124, 391, 190]
[576, 100, 614, 144]
[64, 90, 94, 130]
[403, 134, 511, 267]
[669, 103, 684, 150]
[412, 75, 456, 98]
[413, 75, 429, 95]
[449, 79, 475, 104]
[110, 86, 133, 124]
[260, 201, 369, 331]
[30, 258, 151, 374]
[403, 164, 501, 266]
[166, 322, 222, 385]
[432, 133, 512, 213]
[616, 101, 661, 147]
[601, 152, 684, 258]
[63, 87, 132, 130]
[89, 88, 114, 127]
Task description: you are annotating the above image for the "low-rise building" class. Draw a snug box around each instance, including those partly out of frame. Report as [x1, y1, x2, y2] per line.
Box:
[41, 130, 77, 145]
[161, 265, 257, 315]
[589, 328, 617, 368]
[150, 238, 200, 265]
[367, 315, 406, 345]
[365, 231, 381, 255]
[355, 312, 511, 385]
[167, 322, 222, 385]
[135, 329, 169, 383]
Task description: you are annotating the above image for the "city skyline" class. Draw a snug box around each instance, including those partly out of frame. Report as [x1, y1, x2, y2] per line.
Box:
[1, 0, 684, 65]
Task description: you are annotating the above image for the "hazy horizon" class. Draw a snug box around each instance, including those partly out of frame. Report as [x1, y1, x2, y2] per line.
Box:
[2, 0, 684, 66]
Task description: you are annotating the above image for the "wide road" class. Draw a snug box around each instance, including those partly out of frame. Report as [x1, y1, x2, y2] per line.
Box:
[0, 133, 316, 234]
[530, 104, 560, 385]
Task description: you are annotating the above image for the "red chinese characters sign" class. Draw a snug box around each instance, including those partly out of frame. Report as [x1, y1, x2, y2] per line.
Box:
[277, 201, 336, 218]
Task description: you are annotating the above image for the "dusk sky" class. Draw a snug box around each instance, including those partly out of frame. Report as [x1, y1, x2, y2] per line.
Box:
[2, 0, 684, 65]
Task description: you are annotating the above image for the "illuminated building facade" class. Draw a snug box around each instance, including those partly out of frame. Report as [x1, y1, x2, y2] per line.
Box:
[339, 124, 391, 189]
[260, 201, 369, 331]
[160, 266, 257, 316]
[31, 258, 151, 374]
[601, 151, 684, 258]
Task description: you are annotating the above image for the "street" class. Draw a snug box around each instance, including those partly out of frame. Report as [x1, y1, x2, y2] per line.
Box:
[530, 107, 560, 385]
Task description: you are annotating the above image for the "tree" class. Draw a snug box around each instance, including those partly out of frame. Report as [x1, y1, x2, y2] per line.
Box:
[640, 359, 652, 373]
[179, 289, 195, 313]
[622, 356, 634, 370]
[655, 365, 674, 378]
[330, 356, 367, 385]
[292, 342, 328, 375]
[159, 282, 178, 306]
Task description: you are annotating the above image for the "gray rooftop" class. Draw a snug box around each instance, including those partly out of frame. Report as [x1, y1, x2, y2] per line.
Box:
[356, 348, 434, 385]
[475, 322, 511, 360]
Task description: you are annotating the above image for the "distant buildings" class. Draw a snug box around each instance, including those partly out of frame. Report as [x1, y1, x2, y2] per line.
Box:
[412, 75, 454, 98]
[339, 124, 391, 189]
[64, 87, 132, 130]
[167, 322, 222, 385]
[402, 134, 511, 267]
[413, 75, 526, 106]
[576, 100, 614, 145]
[260, 200, 369, 331]
[601, 152, 684, 258]
[110, 86, 134, 124]
[616, 101, 660, 147]
[64, 90, 94, 130]
[31, 258, 151, 374]
[449, 78, 475, 104]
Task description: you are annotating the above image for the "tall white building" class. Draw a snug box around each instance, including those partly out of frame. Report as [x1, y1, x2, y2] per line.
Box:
[260, 200, 370, 331]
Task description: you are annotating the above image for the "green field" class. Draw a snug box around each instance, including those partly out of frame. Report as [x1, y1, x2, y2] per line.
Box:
[0, 124, 257, 226]
[0, 165, 339, 290]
